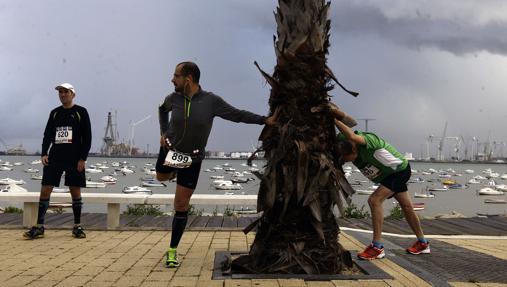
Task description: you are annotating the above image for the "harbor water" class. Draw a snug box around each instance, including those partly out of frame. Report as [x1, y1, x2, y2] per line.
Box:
[1, 155, 506, 217]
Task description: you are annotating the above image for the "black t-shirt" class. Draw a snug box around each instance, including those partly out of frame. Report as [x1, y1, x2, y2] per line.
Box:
[41, 105, 92, 163]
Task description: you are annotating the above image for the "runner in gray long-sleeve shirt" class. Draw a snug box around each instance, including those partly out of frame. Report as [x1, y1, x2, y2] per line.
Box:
[156, 61, 276, 268]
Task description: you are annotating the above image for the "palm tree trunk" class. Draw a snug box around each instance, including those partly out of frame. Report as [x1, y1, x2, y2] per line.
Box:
[232, 0, 356, 274]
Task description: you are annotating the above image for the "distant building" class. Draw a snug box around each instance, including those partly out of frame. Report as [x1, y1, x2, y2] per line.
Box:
[230, 152, 253, 159]
[403, 152, 415, 161]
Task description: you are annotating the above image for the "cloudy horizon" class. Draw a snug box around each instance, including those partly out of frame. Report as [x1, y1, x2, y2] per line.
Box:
[2, 0, 507, 159]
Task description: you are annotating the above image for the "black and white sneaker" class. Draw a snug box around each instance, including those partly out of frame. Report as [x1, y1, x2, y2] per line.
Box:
[23, 226, 45, 240]
[72, 225, 86, 238]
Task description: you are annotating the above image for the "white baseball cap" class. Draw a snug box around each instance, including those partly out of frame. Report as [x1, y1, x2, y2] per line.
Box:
[55, 83, 75, 94]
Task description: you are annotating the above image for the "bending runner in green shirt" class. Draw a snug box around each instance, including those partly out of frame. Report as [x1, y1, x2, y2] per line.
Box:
[329, 103, 430, 260]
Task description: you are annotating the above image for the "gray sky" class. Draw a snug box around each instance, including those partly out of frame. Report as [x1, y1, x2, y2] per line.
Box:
[1, 0, 507, 159]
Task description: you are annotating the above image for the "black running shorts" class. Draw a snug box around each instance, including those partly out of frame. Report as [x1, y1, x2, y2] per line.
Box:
[380, 164, 412, 196]
[41, 161, 86, 187]
[155, 147, 202, 189]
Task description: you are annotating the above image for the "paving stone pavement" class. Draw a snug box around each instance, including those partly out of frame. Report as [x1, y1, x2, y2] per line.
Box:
[0, 229, 506, 287]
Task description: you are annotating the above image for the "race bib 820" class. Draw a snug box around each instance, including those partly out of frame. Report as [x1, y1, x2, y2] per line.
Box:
[55, 126, 73, 144]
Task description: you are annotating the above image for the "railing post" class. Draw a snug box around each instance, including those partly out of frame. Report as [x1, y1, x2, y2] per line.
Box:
[23, 202, 38, 227]
[107, 203, 120, 230]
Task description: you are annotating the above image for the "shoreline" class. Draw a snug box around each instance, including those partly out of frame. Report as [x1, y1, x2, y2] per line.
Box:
[3, 154, 507, 164]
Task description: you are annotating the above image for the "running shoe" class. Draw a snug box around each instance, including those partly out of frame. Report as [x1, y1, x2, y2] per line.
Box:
[357, 244, 385, 260]
[23, 226, 44, 240]
[406, 241, 431, 255]
[72, 225, 86, 239]
[165, 248, 180, 268]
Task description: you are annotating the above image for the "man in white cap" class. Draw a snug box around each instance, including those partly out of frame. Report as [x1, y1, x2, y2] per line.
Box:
[24, 83, 92, 239]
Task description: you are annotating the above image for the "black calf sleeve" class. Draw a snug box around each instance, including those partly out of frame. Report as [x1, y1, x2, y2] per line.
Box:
[170, 211, 188, 248]
[72, 197, 83, 225]
[37, 199, 50, 225]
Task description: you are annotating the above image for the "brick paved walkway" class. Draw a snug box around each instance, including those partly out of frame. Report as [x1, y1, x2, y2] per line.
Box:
[0, 229, 506, 286]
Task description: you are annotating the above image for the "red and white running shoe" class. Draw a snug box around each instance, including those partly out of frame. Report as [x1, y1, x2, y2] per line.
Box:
[406, 241, 431, 255]
[357, 244, 385, 260]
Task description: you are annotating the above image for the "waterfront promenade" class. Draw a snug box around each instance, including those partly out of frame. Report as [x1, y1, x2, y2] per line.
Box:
[0, 215, 506, 286]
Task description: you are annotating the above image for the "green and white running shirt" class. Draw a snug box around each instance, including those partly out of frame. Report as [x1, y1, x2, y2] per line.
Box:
[345, 131, 408, 183]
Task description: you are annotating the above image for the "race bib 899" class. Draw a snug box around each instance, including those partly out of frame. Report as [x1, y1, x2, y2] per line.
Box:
[164, 150, 192, 168]
[55, 126, 73, 144]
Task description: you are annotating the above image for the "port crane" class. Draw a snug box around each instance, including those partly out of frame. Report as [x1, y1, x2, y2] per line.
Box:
[129, 115, 152, 156]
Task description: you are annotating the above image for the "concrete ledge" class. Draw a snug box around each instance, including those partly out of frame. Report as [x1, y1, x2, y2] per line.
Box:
[0, 193, 258, 230]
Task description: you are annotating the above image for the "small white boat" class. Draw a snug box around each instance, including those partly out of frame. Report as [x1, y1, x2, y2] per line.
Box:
[212, 166, 223, 170]
[427, 186, 449, 192]
[356, 190, 374, 195]
[123, 186, 152, 194]
[501, 174, 507, 180]
[141, 181, 165, 187]
[478, 188, 504, 196]
[484, 199, 507, 204]
[0, 178, 26, 185]
[204, 168, 215, 172]
[438, 173, 452, 178]
[222, 163, 231, 167]
[86, 181, 107, 188]
[231, 176, 249, 183]
[464, 169, 474, 174]
[85, 167, 103, 173]
[143, 168, 156, 176]
[214, 181, 243, 190]
[120, 167, 134, 174]
[24, 168, 39, 173]
[53, 187, 70, 193]
[468, 178, 481, 184]
[408, 177, 425, 183]
[31, 160, 42, 165]
[0, 166, 13, 171]
[31, 174, 43, 180]
[100, 175, 117, 183]
[111, 162, 120, 167]
[495, 184, 507, 192]
[412, 202, 425, 211]
[474, 175, 487, 180]
[0, 184, 28, 193]
[210, 175, 224, 180]
[414, 191, 435, 198]
[224, 168, 236, 173]
[224, 192, 235, 195]
[487, 172, 500, 179]
[13, 162, 23, 166]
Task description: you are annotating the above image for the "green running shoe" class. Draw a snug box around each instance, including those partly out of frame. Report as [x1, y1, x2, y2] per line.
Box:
[23, 226, 44, 240]
[165, 248, 180, 268]
[72, 225, 86, 238]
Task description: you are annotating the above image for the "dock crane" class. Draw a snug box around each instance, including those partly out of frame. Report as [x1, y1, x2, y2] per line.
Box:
[129, 115, 152, 156]
[437, 121, 448, 161]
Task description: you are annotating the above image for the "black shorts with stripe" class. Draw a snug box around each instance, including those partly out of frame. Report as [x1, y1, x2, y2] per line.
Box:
[155, 147, 202, 190]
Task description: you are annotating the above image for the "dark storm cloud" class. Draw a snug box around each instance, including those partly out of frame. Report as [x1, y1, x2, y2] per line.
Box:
[330, 2, 507, 56]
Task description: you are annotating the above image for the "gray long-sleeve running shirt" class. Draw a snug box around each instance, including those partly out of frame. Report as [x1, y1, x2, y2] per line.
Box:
[158, 88, 266, 161]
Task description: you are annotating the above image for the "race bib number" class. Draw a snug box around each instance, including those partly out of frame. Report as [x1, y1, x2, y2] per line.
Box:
[164, 150, 192, 168]
[55, 126, 73, 144]
[360, 165, 381, 180]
